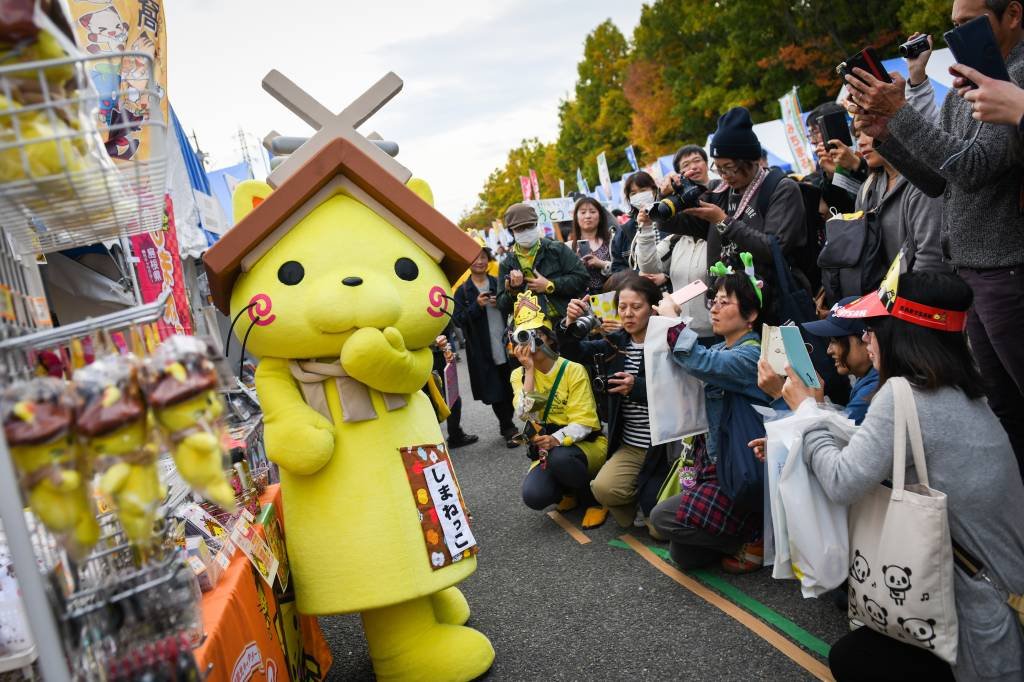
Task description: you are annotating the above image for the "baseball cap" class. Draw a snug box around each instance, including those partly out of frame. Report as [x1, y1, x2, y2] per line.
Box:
[801, 296, 866, 338]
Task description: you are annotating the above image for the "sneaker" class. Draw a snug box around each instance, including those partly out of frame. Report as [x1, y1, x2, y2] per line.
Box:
[501, 425, 520, 448]
[632, 507, 646, 528]
[721, 540, 764, 574]
[447, 433, 479, 449]
[581, 506, 609, 529]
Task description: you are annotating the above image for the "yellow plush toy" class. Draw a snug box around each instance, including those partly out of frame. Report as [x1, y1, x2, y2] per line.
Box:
[1, 379, 99, 554]
[203, 136, 491, 681]
[141, 336, 237, 510]
[74, 357, 164, 545]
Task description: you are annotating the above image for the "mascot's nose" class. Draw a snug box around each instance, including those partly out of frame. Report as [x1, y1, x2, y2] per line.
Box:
[342, 277, 363, 287]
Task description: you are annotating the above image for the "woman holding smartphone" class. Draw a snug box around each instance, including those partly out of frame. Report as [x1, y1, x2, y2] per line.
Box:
[454, 249, 519, 447]
[569, 197, 614, 295]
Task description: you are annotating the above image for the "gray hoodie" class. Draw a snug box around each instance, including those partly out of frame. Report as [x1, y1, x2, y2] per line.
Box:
[804, 382, 1024, 681]
[875, 41, 1024, 269]
[855, 171, 947, 272]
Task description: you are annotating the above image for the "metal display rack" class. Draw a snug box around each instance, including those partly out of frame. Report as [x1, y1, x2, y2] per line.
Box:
[0, 294, 185, 681]
[0, 50, 167, 257]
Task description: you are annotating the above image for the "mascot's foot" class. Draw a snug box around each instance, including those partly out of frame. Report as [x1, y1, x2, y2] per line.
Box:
[363, 595, 494, 682]
[431, 586, 470, 625]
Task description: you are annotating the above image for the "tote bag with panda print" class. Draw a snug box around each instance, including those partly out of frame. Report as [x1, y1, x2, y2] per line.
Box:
[846, 377, 958, 664]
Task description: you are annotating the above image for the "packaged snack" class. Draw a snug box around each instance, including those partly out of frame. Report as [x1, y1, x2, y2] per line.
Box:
[1, 377, 98, 552]
[140, 336, 236, 510]
[74, 354, 164, 545]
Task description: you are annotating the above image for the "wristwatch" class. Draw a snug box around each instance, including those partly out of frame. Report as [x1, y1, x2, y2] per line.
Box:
[561, 436, 574, 447]
[714, 219, 732, 235]
[545, 280, 556, 294]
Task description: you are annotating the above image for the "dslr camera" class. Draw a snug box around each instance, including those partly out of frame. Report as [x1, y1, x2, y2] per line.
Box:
[648, 177, 706, 221]
[567, 304, 602, 340]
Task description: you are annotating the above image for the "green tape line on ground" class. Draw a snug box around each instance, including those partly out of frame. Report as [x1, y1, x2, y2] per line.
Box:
[609, 539, 831, 658]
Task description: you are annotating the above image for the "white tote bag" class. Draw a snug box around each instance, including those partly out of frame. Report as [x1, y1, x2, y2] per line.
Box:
[643, 315, 708, 445]
[847, 377, 958, 664]
[778, 408, 854, 598]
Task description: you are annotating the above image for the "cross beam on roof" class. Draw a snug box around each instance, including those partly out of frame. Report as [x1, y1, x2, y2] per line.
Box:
[261, 70, 412, 188]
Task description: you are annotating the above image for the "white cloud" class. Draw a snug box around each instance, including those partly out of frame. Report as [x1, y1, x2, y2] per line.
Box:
[166, 0, 641, 220]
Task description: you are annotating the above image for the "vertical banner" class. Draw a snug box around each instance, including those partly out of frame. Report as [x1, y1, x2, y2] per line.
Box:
[624, 145, 639, 172]
[528, 168, 541, 200]
[596, 151, 612, 200]
[576, 168, 590, 194]
[779, 86, 817, 176]
[558, 178, 565, 197]
[130, 196, 193, 337]
[68, 0, 168, 169]
[519, 176, 533, 201]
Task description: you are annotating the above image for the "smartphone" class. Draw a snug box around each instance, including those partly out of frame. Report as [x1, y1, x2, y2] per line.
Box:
[576, 241, 592, 258]
[945, 15, 1011, 86]
[819, 110, 853, 150]
[670, 280, 709, 307]
[836, 46, 893, 84]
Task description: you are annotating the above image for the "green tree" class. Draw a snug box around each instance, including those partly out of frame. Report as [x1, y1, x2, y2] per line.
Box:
[555, 19, 634, 188]
[899, 0, 955, 46]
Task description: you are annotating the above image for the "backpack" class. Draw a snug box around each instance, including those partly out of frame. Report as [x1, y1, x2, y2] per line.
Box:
[816, 175, 888, 306]
[757, 169, 825, 293]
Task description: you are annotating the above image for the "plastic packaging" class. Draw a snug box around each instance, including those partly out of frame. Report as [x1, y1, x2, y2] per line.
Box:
[140, 335, 236, 510]
[1, 377, 99, 552]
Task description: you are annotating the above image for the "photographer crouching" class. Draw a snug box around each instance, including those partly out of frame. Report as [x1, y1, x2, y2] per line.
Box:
[510, 292, 609, 528]
[558, 275, 671, 535]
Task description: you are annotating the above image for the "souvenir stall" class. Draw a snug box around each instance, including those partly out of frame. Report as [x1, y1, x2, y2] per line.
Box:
[0, 2, 330, 679]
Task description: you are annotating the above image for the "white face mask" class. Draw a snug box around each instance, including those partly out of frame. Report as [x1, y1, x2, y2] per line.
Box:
[629, 190, 655, 211]
[513, 226, 541, 248]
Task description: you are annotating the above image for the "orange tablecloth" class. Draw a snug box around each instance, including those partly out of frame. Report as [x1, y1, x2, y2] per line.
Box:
[194, 485, 333, 681]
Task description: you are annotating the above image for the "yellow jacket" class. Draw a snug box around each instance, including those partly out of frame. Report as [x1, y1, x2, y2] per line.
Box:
[511, 358, 607, 475]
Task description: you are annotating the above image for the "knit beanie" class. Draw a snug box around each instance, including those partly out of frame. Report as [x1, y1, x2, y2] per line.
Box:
[709, 107, 762, 160]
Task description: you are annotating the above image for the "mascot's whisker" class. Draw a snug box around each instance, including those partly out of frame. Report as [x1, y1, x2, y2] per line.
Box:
[224, 302, 257, 359]
[238, 316, 260, 379]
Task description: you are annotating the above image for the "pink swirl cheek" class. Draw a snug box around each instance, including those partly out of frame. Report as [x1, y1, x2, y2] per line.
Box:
[248, 293, 277, 326]
[426, 286, 447, 318]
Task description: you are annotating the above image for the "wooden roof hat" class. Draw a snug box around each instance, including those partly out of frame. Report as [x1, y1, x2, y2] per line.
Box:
[202, 70, 481, 314]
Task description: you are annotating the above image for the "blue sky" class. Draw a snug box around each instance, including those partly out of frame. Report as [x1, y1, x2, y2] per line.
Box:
[166, 0, 643, 220]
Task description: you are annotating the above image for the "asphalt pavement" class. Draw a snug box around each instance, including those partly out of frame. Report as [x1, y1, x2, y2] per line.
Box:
[319, 357, 849, 681]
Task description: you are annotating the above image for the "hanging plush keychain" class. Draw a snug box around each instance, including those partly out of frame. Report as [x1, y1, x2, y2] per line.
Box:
[140, 335, 236, 510]
[1, 378, 99, 554]
[74, 355, 164, 544]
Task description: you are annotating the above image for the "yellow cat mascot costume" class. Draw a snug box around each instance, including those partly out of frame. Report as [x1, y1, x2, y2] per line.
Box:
[203, 137, 493, 681]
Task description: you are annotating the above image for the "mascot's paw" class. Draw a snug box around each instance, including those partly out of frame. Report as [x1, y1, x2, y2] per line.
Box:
[340, 327, 431, 395]
[264, 407, 335, 476]
[430, 586, 470, 626]
[371, 623, 494, 682]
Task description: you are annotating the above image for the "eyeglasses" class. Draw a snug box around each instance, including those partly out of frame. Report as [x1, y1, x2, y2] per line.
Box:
[678, 159, 706, 172]
[710, 162, 741, 177]
[705, 297, 737, 311]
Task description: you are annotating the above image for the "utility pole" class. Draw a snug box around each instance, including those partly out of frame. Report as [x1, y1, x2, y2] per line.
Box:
[190, 129, 209, 168]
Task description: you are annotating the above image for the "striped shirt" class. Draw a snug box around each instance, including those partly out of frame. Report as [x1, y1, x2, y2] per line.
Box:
[620, 342, 651, 448]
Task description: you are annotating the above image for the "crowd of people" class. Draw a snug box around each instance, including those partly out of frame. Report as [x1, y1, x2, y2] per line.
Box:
[450, 2, 1024, 679]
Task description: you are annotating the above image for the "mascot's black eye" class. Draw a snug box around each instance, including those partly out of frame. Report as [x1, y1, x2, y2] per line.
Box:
[277, 261, 305, 285]
[394, 257, 419, 281]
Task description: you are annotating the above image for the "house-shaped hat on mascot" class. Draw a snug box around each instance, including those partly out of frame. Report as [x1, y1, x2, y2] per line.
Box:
[203, 69, 480, 313]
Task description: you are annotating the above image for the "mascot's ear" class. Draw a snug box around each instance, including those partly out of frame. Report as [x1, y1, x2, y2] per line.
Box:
[233, 180, 274, 223]
[406, 178, 434, 207]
